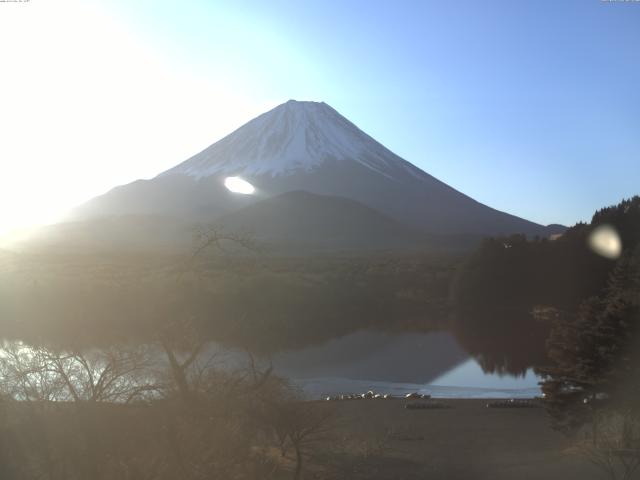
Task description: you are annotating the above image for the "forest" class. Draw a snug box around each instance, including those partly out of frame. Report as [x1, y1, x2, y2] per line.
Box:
[451, 197, 640, 373]
[0, 240, 459, 351]
[453, 196, 640, 479]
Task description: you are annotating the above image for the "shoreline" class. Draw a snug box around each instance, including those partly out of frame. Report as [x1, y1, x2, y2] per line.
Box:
[306, 397, 598, 479]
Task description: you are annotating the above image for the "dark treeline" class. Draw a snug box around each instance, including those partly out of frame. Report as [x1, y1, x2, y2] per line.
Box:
[451, 196, 640, 375]
[537, 244, 640, 427]
[0, 248, 458, 353]
[537, 199, 640, 479]
[453, 196, 640, 477]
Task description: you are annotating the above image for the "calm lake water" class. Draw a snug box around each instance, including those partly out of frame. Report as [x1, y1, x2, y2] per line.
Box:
[2, 330, 540, 400]
[270, 330, 541, 399]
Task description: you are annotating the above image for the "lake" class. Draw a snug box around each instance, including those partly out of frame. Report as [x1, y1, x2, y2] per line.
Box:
[269, 330, 541, 399]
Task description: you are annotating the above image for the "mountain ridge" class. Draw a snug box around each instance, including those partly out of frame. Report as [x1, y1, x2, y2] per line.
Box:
[69, 99, 563, 245]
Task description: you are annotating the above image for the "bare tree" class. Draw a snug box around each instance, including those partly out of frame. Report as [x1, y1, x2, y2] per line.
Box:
[0, 341, 67, 402]
[574, 410, 640, 480]
[0, 341, 164, 480]
[256, 393, 336, 480]
[0, 341, 157, 404]
[46, 346, 157, 404]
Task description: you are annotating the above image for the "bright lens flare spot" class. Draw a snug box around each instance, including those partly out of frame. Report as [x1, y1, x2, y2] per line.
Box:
[224, 177, 255, 195]
[588, 224, 622, 259]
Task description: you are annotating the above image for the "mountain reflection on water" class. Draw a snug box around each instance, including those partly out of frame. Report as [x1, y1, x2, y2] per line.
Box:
[270, 330, 541, 399]
[0, 329, 542, 400]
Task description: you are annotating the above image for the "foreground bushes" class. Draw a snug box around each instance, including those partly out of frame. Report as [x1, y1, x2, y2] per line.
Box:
[0, 336, 336, 480]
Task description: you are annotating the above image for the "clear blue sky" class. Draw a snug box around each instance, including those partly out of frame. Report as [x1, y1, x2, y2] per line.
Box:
[119, 0, 639, 227]
[1, 0, 638, 232]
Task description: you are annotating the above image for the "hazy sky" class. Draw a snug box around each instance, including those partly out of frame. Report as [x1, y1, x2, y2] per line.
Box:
[1, 0, 639, 235]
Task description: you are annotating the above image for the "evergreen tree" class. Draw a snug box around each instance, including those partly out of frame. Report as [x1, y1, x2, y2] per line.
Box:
[453, 196, 640, 376]
[537, 246, 640, 435]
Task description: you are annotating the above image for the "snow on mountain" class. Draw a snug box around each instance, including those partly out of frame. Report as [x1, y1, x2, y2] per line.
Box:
[69, 99, 562, 241]
[160, 100, 422, 180]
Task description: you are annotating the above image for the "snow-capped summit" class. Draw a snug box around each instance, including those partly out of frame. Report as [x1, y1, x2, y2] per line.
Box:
[160, 100, 421, 180]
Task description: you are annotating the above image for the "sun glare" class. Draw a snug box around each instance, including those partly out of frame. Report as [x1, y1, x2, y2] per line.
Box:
[0, 1, 272, 237]
[224, 177, 255, 195]
[588, 224, 622, 260]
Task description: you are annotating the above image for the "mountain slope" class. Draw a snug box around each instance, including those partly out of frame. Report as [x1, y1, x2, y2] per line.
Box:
[215, 190, 428, 251]
[72, 100, 561, 238]
[161, 99, 422, 179]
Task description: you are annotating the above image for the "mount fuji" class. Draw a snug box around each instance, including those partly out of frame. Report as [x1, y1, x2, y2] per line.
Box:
[64, 100, 562, 251]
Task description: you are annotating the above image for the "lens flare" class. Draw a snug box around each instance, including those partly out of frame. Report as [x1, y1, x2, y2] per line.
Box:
[224, 177, 255, 195]
[588, 224, 622, 259]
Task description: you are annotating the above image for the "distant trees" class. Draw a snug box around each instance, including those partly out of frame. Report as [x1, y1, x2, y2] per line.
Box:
[0, 235, 455, 356]
[450, 234, 560, 375]
[452, 196, 640, 375]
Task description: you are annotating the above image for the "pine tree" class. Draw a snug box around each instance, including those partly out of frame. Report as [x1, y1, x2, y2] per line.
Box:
[537, 246, 640, 435]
